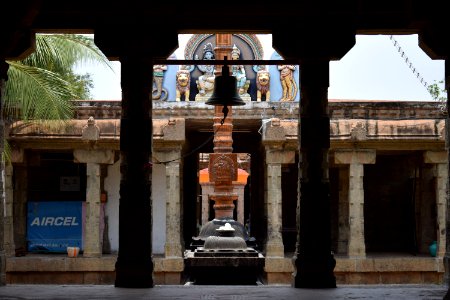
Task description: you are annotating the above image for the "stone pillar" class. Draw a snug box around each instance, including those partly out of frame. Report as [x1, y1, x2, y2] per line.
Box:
[4, 164, 15, 256]
[85, 163, 102, 257]
[201, 183, 213, 225]
[95, 27, 179, 287]
[337, 167, 349, 254]
[0, 61, 8, 285]
[444, 57, 450, 291]
[424, 151, 448, 258]
[335, 150, 376, 258]
[74, 149, 115, 258]
[152, 118, 185, 284]
[151, 149, 184, 259]
[201, 182, 245, 226]
[265, 150, 295, 257]
[115, 57, 154, 288]
[294, 60, 336, 288]
[165, 159, 182, 257]
[235, 183, 245, 225]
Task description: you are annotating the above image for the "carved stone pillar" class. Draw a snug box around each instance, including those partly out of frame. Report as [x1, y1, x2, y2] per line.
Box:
[337, 167, 349, 254]
[335, 150, 376, 258]
[443, 58, 450, 292]
[201, 183, 213, 225]
[74, 150, 115, 257]
[152, 148, 184, 259]
[165, 159, 182, 257]
[152, 118, 185, 284]
[265, 150, 295, 257]
[294, 60, 336, 288]
[236, 183, 245, 225]
[85, 163, 102, 257]
[261, 118, 297, 283]
[424, 151, 448, 258]
[4, 164, 15, 257]
[0, 61, 8, 285]
[11, 150, 27, 256]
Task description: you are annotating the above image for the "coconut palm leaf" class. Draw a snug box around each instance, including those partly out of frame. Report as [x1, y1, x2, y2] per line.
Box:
[4, 61, 75, 120]
[22, 34, 112, 74]
[4, 34, 112, 121]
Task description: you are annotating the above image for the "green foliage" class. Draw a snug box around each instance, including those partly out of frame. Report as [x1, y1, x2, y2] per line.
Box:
[4, 61, 77, 120]
[64, 71, 94, 100]
[4, 34, 111, 121]
[427, 79, 447, 102]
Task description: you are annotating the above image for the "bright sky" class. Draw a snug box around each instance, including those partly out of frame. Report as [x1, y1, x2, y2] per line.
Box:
[78, 34, 445, 101]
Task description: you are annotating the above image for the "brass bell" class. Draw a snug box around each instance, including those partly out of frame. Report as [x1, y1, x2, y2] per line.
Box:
[205, 65, 246, 107]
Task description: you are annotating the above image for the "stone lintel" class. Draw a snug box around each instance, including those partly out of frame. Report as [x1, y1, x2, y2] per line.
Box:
[424, 150, 448, 164]
[334, 149, 376, 165]
[266, 150, 295, 164]
[73, 149, 115, 164]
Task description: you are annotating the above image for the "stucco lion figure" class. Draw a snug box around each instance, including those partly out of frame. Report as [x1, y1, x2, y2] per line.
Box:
[176, 69, 190, 101]
[256, 70, 270, 102]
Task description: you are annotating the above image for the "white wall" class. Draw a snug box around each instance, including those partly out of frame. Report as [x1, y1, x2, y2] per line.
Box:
[103, 160, 167, 254]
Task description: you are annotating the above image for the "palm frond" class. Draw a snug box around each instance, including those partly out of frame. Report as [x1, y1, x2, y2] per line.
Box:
[22, 34, 113, 74]
[4, 61, 75, 120]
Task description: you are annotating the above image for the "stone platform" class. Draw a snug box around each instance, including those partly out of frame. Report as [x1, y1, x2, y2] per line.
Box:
[0, 284, 447, 299]
[4, 254, 444, 285]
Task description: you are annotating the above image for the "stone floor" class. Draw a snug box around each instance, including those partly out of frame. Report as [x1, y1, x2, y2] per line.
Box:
[0, 284, 448, 300]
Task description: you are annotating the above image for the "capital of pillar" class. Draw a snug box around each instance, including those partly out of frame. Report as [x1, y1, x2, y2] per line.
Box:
[334, 149, 376, 165]
[153, 148, 183, 164]
[265, 149, 295, 165]
[424, 150, 448, 164]
[73, 149, 115, 164]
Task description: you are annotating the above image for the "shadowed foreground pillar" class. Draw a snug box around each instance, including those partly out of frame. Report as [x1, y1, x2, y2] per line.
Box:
[294, 60, 336, 288]
[0, 62, 8, 286]
[115, 57, 153, 288]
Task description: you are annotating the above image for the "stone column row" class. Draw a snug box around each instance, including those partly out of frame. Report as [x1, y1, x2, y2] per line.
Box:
[334, 149, 448, 261]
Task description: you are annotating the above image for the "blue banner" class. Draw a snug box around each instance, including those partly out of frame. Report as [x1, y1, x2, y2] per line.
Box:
[27, 201, 83, 253]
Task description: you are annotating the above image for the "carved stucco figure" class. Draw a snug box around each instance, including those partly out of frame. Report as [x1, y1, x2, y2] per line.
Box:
[175, 69, 191, 101]
[278, 65, 298, 101]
